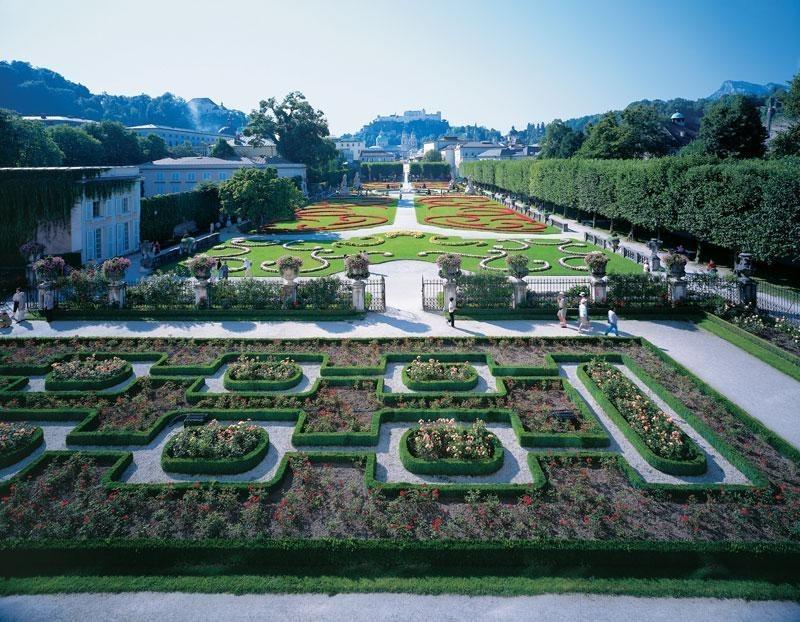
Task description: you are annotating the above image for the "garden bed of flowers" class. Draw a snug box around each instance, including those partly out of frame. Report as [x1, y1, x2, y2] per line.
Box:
[581, 359, 706, 475]
[223, 356, 303, 391]
[401, 418, 503, 475]
[45, 355, 132, 391]
[161, 420, 269, 474]
[402, 356, 479, 391]
[0, 335, 798, 587]
[0, 422, 43, 468]
[416, 195, 548, 233]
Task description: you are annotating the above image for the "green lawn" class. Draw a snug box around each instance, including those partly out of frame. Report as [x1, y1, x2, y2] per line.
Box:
[185, 234, 640, 277]
[266, 198, 397, 232]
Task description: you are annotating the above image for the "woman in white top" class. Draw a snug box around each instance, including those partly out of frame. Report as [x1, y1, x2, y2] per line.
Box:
[578, 294, 591, 333]
[12, 288, 26, 322]
[243, 258, 253, 277]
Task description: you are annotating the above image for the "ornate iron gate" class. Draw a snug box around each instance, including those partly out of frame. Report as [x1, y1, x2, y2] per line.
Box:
[422, 277, 445, 311]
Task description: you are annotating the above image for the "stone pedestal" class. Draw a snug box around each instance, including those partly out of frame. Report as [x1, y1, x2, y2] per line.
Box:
[590, 275, 608, 305]
[108, 281, 126, 308]
[282, 280, 298, 305]
[647, 239, 661, 272]
[561, 221, 570, 233]
[193, 279, 209, 307]
[352, 279, 366, 312]
[669, 277, 687, 305]
[511, 277, 527, 309]
[37, 283, 50, 308]
[444, 281, 458, 311]
[738, 278, 757, 307]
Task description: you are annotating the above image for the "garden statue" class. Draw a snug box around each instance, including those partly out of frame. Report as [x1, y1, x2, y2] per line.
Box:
[647, 238, 661, 272]
[735, 252, 757, 307]
[465, 175, 475, 195]
[339, 173, 348, 196]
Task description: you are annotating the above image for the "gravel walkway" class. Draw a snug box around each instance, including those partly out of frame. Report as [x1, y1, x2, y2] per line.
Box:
[21, 361, 155, 394]
[1, 592, 797, 622]
[198, 362, 322, 395]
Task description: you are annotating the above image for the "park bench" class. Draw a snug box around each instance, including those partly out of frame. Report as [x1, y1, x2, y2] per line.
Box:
[183, 413, 209, 428]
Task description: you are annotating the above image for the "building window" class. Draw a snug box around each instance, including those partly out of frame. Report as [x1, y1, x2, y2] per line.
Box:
[203, 172, 212, 180]
[171, 172, 180, 182]
[92, 200, 102, 219]
[171, 183, 180, 193]
[219, 172, 228, 181]
[123, 222, 130, 252]
[187, 172, 196, 182]
[94, 228, 102, 259]
[121, 197, 129, 213]
[156, 172, 164, 182]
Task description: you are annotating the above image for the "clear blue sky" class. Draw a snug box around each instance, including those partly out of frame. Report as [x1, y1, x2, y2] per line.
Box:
[1, 0, 798, 134]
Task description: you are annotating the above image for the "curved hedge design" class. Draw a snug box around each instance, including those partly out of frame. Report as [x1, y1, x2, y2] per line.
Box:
[0, 425, 43, 468]
[401, 361, 479, 392]
[44, 360, 133, 392]
[161, 426, 269, 475]
[223, 359, 303, 391]
[399, 427, 504, 475]
[416, 195, 548, 233]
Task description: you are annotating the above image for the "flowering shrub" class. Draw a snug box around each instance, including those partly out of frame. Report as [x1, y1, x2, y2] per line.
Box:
[344, 252, 370, 280]
[33, 255, 66, 282]
[277, 255, 303, 273]
[663, 253, 688, 269]
[407, 418, 495, 461]
[50, 355, 128, 381]
[101, 257, 131, 281]
[166, 421, 263, 460]
[585, 359, 698, 462]
[127, 274, 194, 307]
[229, 357, 299, 381]
[0, 422, 39, 456]
[584, 252, 609, 275]
[716, 303, 800, 356]
[506, 254, 529, 278]
[19, 241, 44, 259]
[405, 357, 473, 382]
[66, 268, 108, 304]
[436, 253, 462, 279]
[185, 254, 216, 279]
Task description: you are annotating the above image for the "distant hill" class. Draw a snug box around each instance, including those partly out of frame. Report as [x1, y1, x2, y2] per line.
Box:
[708, 80, 786, 100]
[0, 60, 247, 132]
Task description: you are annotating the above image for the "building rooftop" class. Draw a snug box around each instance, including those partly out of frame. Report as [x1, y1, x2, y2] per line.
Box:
[128, 124, 235, 137]
[141, 156, 303, 168]
[458, 141, 501, 149]
[22, 115, 95, 124]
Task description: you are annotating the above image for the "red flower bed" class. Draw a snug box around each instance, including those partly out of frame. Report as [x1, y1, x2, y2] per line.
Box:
[270, 199, 393, 232]
[417, 196, 547, 233]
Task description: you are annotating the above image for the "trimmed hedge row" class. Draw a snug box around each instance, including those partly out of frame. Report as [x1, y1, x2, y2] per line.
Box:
[0, 425, 43, 469]
[44, 361, 133, 392]
[399, 428, 504, 475]
[222, 361, 304, 392]
[161, 428, 270, 475]
[578, 363, 708, 476]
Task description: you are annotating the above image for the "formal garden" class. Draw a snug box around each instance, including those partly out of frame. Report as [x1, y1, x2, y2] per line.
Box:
[261, 196, 398, 232]
[415, 194, 556, 233]
[0, 334, 798, 593]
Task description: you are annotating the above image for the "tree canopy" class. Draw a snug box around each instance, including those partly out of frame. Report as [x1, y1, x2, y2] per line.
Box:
[539, 120, 584, 158]
[697, 95, 767, 159]
[0, 109, 64, 167]
[209, 137, 236, 159]
[47, 125, 103, 166]
[218, 167, 304, 227]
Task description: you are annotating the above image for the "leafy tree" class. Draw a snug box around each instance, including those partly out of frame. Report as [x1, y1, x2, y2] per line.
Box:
[771, 72, 800, 157]
[422, 149, 443, 162]
[619, 104, 675, 157]
[85, 121, 144, 164]
[218, 167, 304, 227]
[47, 125, 103, 166]
[780, 73, 800, 119]
[140, 134, 169, 161]
[539, 120, 584, 158]
[169, 142, 199, 158]
[209, 137, 236, 159]
[577, 113, 627, 159]
[0, 109, 63, 166]
[697, 95, 766, 159]
[245, 92, 337, 181]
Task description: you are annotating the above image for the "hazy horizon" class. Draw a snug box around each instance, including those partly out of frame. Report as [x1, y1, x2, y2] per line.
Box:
[1, 0, 798, 134]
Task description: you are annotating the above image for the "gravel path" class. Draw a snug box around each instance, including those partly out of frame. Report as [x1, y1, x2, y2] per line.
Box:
[22, 361, 155, 394]
[198, 362, 322, 395]
[1, 592, 797, 622]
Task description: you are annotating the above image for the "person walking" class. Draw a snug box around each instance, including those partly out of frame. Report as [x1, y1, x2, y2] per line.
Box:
[578, 294, 591, 333]
[243, 258, 252, 277]
[447, 296, 456, 328]
[604, 305, 619, 337]
[556, 291, 568, 328]
[43, 288, 54, 323]
[12, 287, 26, 323]
[220, 261, 229, 280]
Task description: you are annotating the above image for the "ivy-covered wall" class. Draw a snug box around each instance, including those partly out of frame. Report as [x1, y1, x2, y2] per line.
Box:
[462, 157, 800, 263]
[0, 168, 136, 266]
[140, 185, 221, 242]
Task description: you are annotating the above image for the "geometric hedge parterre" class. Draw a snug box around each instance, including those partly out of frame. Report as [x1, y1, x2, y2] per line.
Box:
[416, 194, 549, 233]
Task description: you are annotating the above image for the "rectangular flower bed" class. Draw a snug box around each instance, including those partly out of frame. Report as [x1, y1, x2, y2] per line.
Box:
[161, 421, 269, 475]
[401, 357, 479, 392]
[44, 355, 133, 391]
[0, 423, 43, 468]
[222, 356, 303, 391]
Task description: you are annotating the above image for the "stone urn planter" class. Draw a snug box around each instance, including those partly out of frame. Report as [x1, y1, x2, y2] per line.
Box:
[436, 253, 462, 282]
[101, 257, 132, 308]
[186, 254, 217, 307]
[663, 253, 687, 279]
[277, 255, 303, 305]
[345, 253, 370, 312]
[506, 254, 530, 308]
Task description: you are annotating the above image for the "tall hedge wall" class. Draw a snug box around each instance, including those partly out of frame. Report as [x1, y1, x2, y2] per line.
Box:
[360, 162, 403, 181]
[461, 157, 800, 263]
[140, 185, 221, 242]
[410, 162, 451, 180]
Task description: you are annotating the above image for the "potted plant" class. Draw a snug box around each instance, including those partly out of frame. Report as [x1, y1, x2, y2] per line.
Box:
[584, 251, 609, 277]
[663, 252, 688, 278]
[19, 241, 44, 263]
[33, 255, 66, 285]
[506, 254, 529, 279]
[101, 256, 132, 282]
[344, 252, 370, 280]
[277, 255, 303, 282]
[185, 254, 216, 280]
[436, 253, 462, 280]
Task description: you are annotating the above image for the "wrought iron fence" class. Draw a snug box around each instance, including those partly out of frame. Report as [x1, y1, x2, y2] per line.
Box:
[365, 276, 386, 312]
[422, 278, 445, 311]
[523, 277, 591, 308]
[684, 273, 739, 307]
[757, 281, 800, 326]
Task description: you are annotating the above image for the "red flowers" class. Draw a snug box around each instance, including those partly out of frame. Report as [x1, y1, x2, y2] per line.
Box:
[431, 517, 443, 532]
[521, 494, 533, 506]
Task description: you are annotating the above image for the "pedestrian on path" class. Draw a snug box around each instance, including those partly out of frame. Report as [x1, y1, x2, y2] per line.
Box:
[43, 288, 54, 323]
[12, 287, 26, 323]
[604, 305, 619, 337]
[220, 261, 229, 280]
[578, 294, 591, 333]
[447, 297, 456, 328]
[557, 291, 568, 328]
[243, 258, 252, 277]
